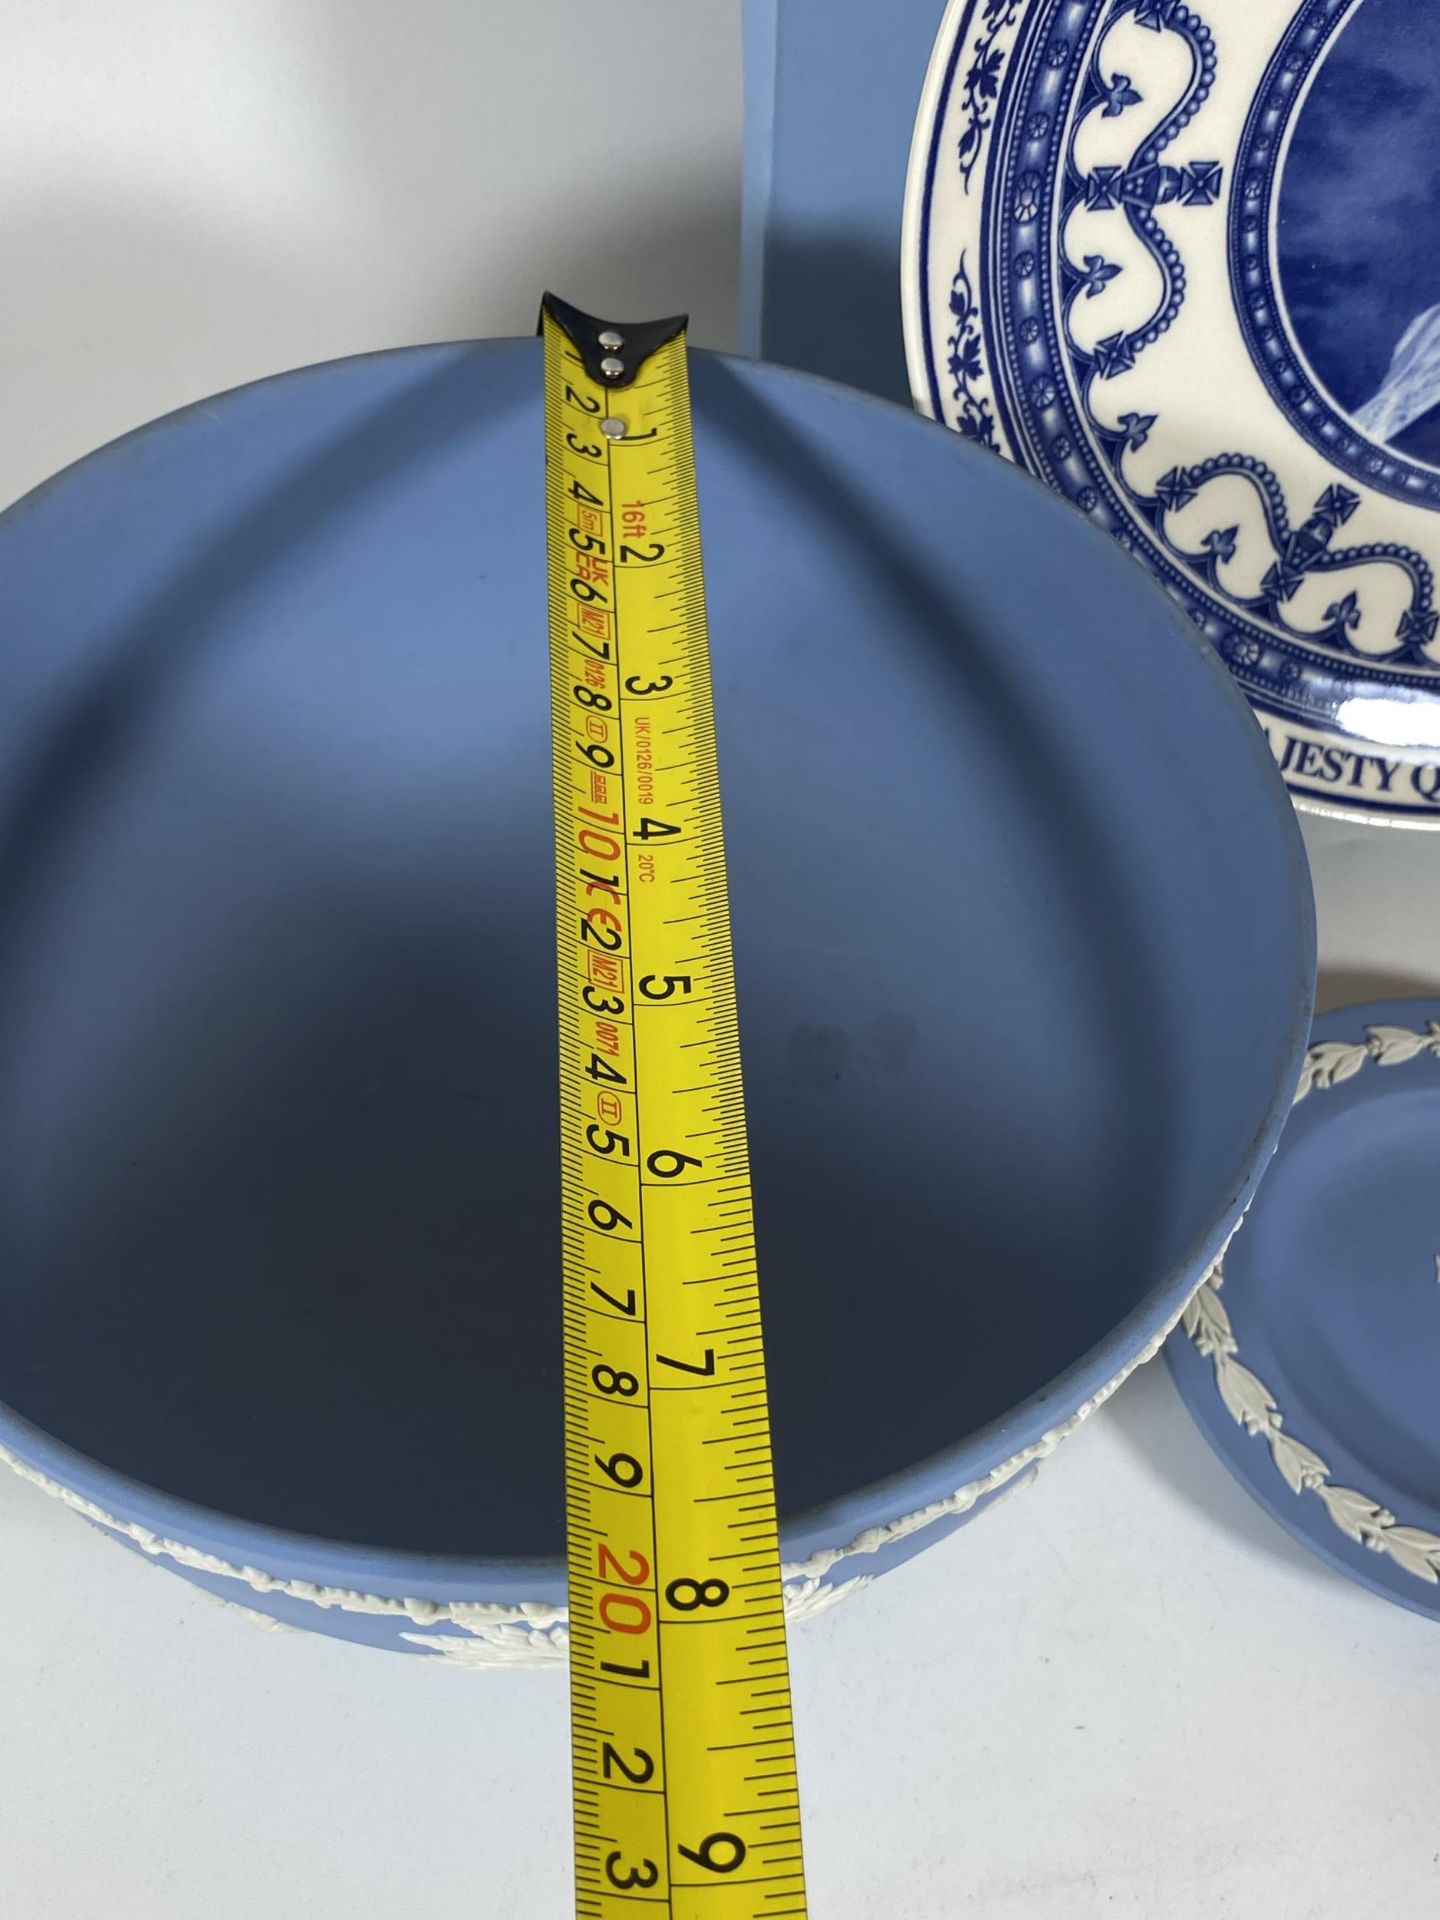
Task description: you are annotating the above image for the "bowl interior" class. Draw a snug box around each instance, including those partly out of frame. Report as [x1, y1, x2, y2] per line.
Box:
[0, 342, 1311, 1563]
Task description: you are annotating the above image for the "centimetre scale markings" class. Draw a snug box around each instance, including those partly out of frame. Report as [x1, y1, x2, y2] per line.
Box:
[543, 294, 808, 1920]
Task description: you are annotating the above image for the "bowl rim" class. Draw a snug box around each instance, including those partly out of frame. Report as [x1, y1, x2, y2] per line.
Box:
[0, 336, 1318, 1603]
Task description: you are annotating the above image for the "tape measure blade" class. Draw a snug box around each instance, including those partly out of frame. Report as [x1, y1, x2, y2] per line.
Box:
[544, 304, 807, 1917]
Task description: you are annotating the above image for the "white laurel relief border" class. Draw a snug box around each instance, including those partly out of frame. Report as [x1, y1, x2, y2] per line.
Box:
[1183, 1022, 1440, 1587]
[0, 1237, 1217, 1669]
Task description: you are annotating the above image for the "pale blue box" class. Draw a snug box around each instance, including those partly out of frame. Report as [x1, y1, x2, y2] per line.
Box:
[741, 0, 945, 402]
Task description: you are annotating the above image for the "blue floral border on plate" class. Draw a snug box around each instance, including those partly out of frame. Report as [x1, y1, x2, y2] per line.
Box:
[911, 0, 1440, 818]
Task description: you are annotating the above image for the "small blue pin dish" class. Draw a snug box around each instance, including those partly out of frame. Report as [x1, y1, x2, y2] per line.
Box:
[1168, 999, 1440, 1620]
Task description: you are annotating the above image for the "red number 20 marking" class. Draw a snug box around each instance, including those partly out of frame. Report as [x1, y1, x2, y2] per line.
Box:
[598, 1544, 651, 1587]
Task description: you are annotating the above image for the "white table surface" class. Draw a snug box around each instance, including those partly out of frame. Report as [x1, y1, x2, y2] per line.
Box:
[1, 819, 1436, 1920]
[2, 6, 1439, 1912]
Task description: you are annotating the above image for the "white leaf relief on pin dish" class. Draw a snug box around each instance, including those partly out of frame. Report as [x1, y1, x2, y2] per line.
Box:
[1187, 1025, 1440, 1587]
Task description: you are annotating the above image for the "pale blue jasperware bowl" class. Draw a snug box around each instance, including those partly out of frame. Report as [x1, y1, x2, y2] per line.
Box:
[0, 341, 1314, 1662]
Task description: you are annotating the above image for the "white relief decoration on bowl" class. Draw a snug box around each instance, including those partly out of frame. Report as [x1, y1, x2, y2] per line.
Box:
[0, 1250, 1211, 1669]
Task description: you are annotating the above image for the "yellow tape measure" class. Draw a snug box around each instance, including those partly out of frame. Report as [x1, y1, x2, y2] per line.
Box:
[543, 294, 808, 1919]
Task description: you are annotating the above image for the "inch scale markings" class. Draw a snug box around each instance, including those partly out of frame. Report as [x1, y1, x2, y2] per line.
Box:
[543, 295, 808, 1920]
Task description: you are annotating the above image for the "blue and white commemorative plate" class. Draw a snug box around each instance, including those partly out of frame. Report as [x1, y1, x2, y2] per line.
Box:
[1166, 1001, 1440, 1620]
[904, 0, 1440, 825]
